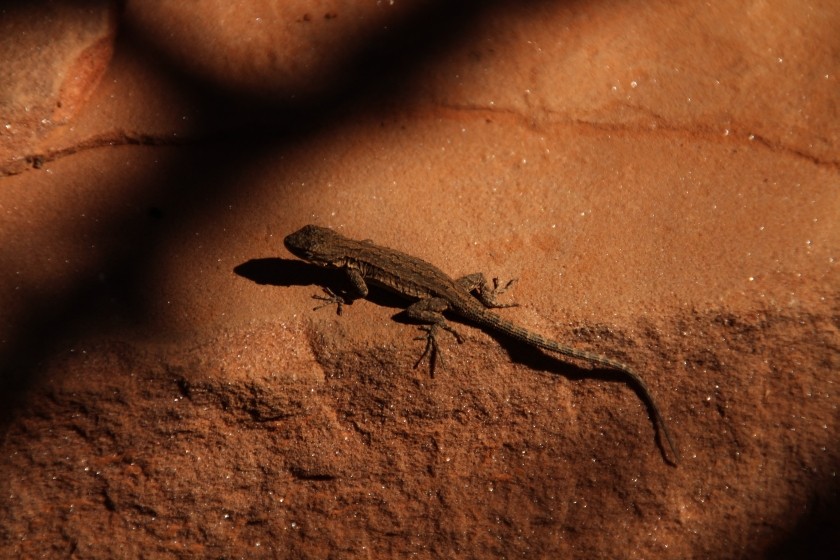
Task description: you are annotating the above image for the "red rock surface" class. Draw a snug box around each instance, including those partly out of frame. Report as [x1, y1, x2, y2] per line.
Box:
[1, 1, 838, 558]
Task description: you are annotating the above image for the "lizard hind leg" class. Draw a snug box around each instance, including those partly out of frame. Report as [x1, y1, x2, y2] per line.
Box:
[457, 273, 519, 309]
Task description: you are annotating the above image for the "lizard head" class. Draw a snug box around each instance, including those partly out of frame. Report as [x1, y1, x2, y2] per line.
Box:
[284, 224, 347, 267]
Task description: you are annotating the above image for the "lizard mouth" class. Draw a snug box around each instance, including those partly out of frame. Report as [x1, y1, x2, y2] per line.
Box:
[293, 250, 321, 263]
[283, 239, 310, 260]
[283, 243, 325, 266]
[284, 225, 325, 262]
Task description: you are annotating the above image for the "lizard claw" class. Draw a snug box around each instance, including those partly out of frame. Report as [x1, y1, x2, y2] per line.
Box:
[414, 325, 442, 374]
[312, 287, 345, 315]
[413, 323, 464, 376]
[492, 276, 518, 293]
[488, 277, 519, 308]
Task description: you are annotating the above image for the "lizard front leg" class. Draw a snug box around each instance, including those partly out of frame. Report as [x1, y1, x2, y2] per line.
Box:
[406, 297, 464, 375]
[312, 265, 368, 315]
[457, 273, 519, 309]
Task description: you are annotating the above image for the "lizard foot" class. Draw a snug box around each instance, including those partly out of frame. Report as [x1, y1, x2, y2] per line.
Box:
[413, 323, 464, 376]
[465, 274, 519, 309]
[486, 277, 519, 308]
[312, 287, 345, 315]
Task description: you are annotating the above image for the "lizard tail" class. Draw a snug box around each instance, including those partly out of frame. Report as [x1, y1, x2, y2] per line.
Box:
[541, 337, 680, 465]
[492, 318, 680, 464]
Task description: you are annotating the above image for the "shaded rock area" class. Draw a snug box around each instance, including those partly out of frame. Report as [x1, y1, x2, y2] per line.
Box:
[1, 1, 838, 558]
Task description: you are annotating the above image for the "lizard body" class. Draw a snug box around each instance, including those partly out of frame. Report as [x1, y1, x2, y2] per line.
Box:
[284, 224, 678, 463]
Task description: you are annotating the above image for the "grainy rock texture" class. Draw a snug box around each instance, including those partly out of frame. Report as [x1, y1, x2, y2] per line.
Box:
[1, 1, 838, 558]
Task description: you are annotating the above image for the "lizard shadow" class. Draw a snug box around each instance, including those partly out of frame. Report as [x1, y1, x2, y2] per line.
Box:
[235, 258, 674, 464]
[396, 311, 675, 464]
[233, 259, 632, 382]
[235, 258, 335, 288]
[233, 258, 407, 309]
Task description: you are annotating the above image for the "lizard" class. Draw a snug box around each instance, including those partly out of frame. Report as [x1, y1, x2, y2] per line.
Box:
[283, 224, 679, 464]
